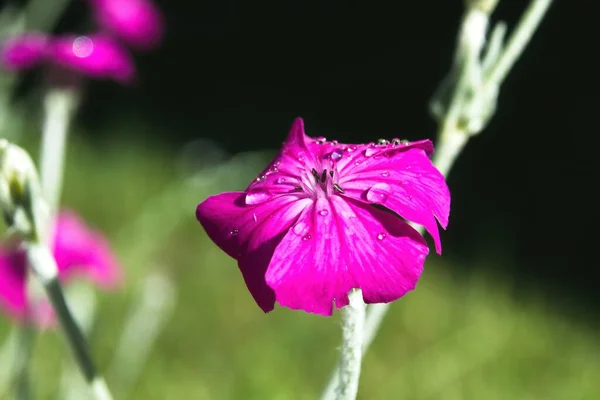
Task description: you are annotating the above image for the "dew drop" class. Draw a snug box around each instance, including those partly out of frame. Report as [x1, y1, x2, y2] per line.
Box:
[292, 221, 309, 236]
[245, 189, 271, 205]
[275, 177, 287, 184]
[318, 209, 329, 216]
[302, 234, 312, 241]
[364, 147, 379, 157]
[316, 136, 327, 144]
[72, 36, 93, 58]
[366, 183, 392, 204]
[296, 151, 305, 161]
[331, 148, 344, 161]
[377, 232, 386, 240]
[377, 138, 390, 145]
[347, 145, 357, 152]
[255, 175, 266, 183]
[229, 228, 239, 236]
[331, 140, 339, 145]
[381, 171, 390, 177]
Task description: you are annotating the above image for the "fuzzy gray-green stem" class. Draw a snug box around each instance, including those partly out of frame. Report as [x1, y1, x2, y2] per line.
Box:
[334, 289, 366, 400]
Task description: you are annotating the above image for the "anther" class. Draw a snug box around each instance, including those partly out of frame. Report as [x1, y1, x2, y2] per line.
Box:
[321, 169, 327, 183]
[311, 168, 319, 182]
[333, 183, 345, 194]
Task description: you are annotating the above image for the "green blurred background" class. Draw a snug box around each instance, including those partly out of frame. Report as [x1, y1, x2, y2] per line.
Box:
[1, 0, 599, 399]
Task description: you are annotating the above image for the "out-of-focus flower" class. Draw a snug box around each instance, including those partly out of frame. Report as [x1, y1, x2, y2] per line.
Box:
[0, 210, 122, 326]
[88, 0, 164, 50]
[0, 33, 49, 71]
[1, 33, 135, 83]
[196, 118, 451, 316]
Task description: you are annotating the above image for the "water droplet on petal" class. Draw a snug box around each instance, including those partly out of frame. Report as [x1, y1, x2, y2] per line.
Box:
[293, 221, 309, 236]
[331, 148, 344, 161]
[366, 183, 392, 204]
[229, 229, 239, 236]
[381, 171, 390, 177]
[296, 151, 305, 161]
[331, 140, 339, 145]
[364, 147, 379, 157]
[316, 136, 327, 144]
[73, 36, 93, 58]
[302, 234, 312, 241]
[245, 189, 271, 205]
[377, 138, 390, 145]
[275, 177, 287, 184]
[347, 145, 357, 152]
[255, 175, 266, 183]
[318, 209, 329, 216]
[377, 232, 386, 240]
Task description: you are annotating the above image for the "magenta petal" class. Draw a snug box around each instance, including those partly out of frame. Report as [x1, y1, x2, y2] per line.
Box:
[0, 250, 27, 319]
[89, 0, 164, 50]
[1, 33, 49, 71]
[48, 34, 135, 83]
[246, 118, 322, 195]
[265, 196, 429, 316]
[339, 147, 450, 254]
[196, 192, 312, 310]
[52, 210, 122, 288]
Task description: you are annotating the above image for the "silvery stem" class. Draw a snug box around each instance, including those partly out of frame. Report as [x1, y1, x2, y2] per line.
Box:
[39, 88, 75, 214]
[334, 289, 366, 400]
[320, 1, 553, 399]
[26, 243, 113, 400]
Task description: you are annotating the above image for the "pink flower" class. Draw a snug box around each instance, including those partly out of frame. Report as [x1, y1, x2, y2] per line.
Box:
[88, 0, 164, 50]
[0, 210, 122, 325]
[1, 33, 135, 83]
[196, 118, 450, 316]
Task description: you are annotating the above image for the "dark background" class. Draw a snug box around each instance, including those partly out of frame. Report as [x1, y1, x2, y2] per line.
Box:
[26, 1, 600, 315]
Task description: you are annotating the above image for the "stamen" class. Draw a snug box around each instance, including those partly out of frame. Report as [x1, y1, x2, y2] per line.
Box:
[333, 183, 345, 194]
[311, 168, 320, 182]
[329, 170, 334, 178]
[321, 169, 327, 183]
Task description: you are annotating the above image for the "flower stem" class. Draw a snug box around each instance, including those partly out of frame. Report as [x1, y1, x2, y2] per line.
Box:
[26, 243, 113, 400]
[39, 88, 75, 214]
[334, 289, 366, 400]
[320, 1, 553, 398]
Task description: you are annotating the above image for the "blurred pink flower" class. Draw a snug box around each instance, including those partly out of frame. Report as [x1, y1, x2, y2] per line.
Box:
[0, 210, 122, 326]
[196, 118, 451, 316]
[1, 33, 135, 83]
[0, 33, 49, 71]
[88, 0, 164, 50]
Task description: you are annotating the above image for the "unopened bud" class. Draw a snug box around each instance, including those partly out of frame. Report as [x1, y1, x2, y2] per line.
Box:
[0, 139, 40, 230]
